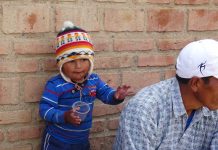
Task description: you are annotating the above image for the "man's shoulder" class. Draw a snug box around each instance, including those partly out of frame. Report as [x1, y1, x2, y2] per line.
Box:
[211, 109, 218, 119]
[135, 77, 177, 99]
[126, 78, 177, 111]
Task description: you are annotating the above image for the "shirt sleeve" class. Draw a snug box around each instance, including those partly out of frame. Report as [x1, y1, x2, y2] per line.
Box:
[39, 81, 65, 124]
[96, 75, 122, 105]
[210, 120, 218, 150]
[113, 94, 157, 150]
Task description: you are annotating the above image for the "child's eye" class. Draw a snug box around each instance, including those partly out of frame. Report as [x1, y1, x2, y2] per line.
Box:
[82, 59, 88, 62]
[70, 60, 76, 63]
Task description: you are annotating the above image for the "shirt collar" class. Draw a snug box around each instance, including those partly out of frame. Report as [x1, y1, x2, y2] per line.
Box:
[201, 107, 213, 117]
[171, 78, 187, 118]
[171, 78, 213, 118]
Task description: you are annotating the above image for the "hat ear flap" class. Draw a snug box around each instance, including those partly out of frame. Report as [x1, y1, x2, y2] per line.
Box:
[59, 64, 72, 83]
[88, 58, 94, 76]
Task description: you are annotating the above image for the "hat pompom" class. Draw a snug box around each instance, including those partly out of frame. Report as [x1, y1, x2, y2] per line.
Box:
[61, 21, 74, 31]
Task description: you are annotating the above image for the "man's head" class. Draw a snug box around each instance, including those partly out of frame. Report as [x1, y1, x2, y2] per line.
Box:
[55, 21, 94, 82]
[176, 39, 218, 110]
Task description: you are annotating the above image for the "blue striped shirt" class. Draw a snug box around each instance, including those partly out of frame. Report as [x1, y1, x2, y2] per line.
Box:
[39, 73, 121, 144]
[114, 78, 218, 150]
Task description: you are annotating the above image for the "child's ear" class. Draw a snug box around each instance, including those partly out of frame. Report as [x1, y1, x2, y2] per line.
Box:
[189, 77, 201, 92]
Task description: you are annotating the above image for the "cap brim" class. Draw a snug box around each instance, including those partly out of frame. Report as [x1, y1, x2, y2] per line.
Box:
[213, 75, 218, 79]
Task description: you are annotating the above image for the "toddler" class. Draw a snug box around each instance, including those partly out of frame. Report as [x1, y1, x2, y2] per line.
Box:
[39, 21, 130, 150]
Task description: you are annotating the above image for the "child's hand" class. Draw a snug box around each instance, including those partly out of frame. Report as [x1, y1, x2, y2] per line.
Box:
[114, 85, 131, 100]
[64, 108, 81, 125]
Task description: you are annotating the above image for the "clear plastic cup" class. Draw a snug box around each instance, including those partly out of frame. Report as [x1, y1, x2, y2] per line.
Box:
[72, 101, 90, 121]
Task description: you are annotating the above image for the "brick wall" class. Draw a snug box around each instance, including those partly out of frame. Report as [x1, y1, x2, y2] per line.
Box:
[0, 0, 218, 149]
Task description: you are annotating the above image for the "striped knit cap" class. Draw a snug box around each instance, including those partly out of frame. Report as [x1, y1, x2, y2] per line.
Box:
[56, 21, 94, 82]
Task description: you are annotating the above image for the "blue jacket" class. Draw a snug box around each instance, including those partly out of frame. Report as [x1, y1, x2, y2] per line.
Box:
[39, 73, 121, 144]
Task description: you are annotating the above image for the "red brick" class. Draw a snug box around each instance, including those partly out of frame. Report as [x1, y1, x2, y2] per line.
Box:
[14, 39, 54, 54]
[90, 136, 115, 150]
[118, 101, 128, 110]
[104, 9, 144, 31]
[90, 120, 105, 133]
[147, 9, 184, 31]
[2, 4, 50, 33]
[41, 58, 58, 71]
[175, 0, 209, 4]
[17, 60, 39, 72]
[93, 104, 122, 117]
[13, 145, 32, 150]
[214, 0, 218, 4]
[98, 73, 120, 88]
[24, 76, 49, 102]
[95, 56, 133, 69]
[92, 38, 113, 52]
[164, 70, 176, 79]
[0, 130, 4, 141]
[55, 6, 100, 31]
[134, 0, 170, 3]
[59, 0, 76, 1]
[96, 0, 126, 1]
[157, 39, 192, 51]
[0, 110, 31, 125]
[107, 118, 119, 130]
[0, 40, 11, 55]
[114, 39, 154, 51]
[138, 55, 175, 66]
[0, 78, 19, 104]
[34, 144, 41, 150]
[0, 60, 38, 73]
[122, 71, 161, 92]
[7, 126, 42, 142]
[33, 107, 44, 121]
[0, 144, 32, 150]
[189, 9, 218, 31]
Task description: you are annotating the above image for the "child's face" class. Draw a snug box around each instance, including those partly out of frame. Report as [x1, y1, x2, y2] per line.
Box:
[62, 59, 90, 83]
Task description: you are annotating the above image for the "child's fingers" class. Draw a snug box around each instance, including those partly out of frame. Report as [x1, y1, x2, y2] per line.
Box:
[72, 106, 80, 112]
[70, 113, 79, 118]
[124, 85, 131, 91]
[115, 85, 132, 99]
[117, 86, 121, 91]
[119, 85, 131, 91]
[69, 113, 82, 124]
[74, 118, 82, 124]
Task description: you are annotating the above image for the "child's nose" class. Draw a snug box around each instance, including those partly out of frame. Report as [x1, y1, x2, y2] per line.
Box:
[75, 61, 82, 68]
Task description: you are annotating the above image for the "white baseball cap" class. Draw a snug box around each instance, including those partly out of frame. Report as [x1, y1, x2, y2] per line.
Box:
[176, 39, 218, 79]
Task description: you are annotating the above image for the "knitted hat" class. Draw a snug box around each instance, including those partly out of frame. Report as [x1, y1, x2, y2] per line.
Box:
[56, 21, 94, 82]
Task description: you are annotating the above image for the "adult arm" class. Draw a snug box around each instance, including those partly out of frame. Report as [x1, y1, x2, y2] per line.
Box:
[210, 120, 218, 150]
[113, 94, 157, 150]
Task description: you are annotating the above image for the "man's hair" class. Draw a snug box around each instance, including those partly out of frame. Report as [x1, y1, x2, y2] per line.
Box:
[176, 74, 212, 84]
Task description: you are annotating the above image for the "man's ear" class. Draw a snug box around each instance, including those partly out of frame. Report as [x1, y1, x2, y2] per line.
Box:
[189, 77, 201, 92]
